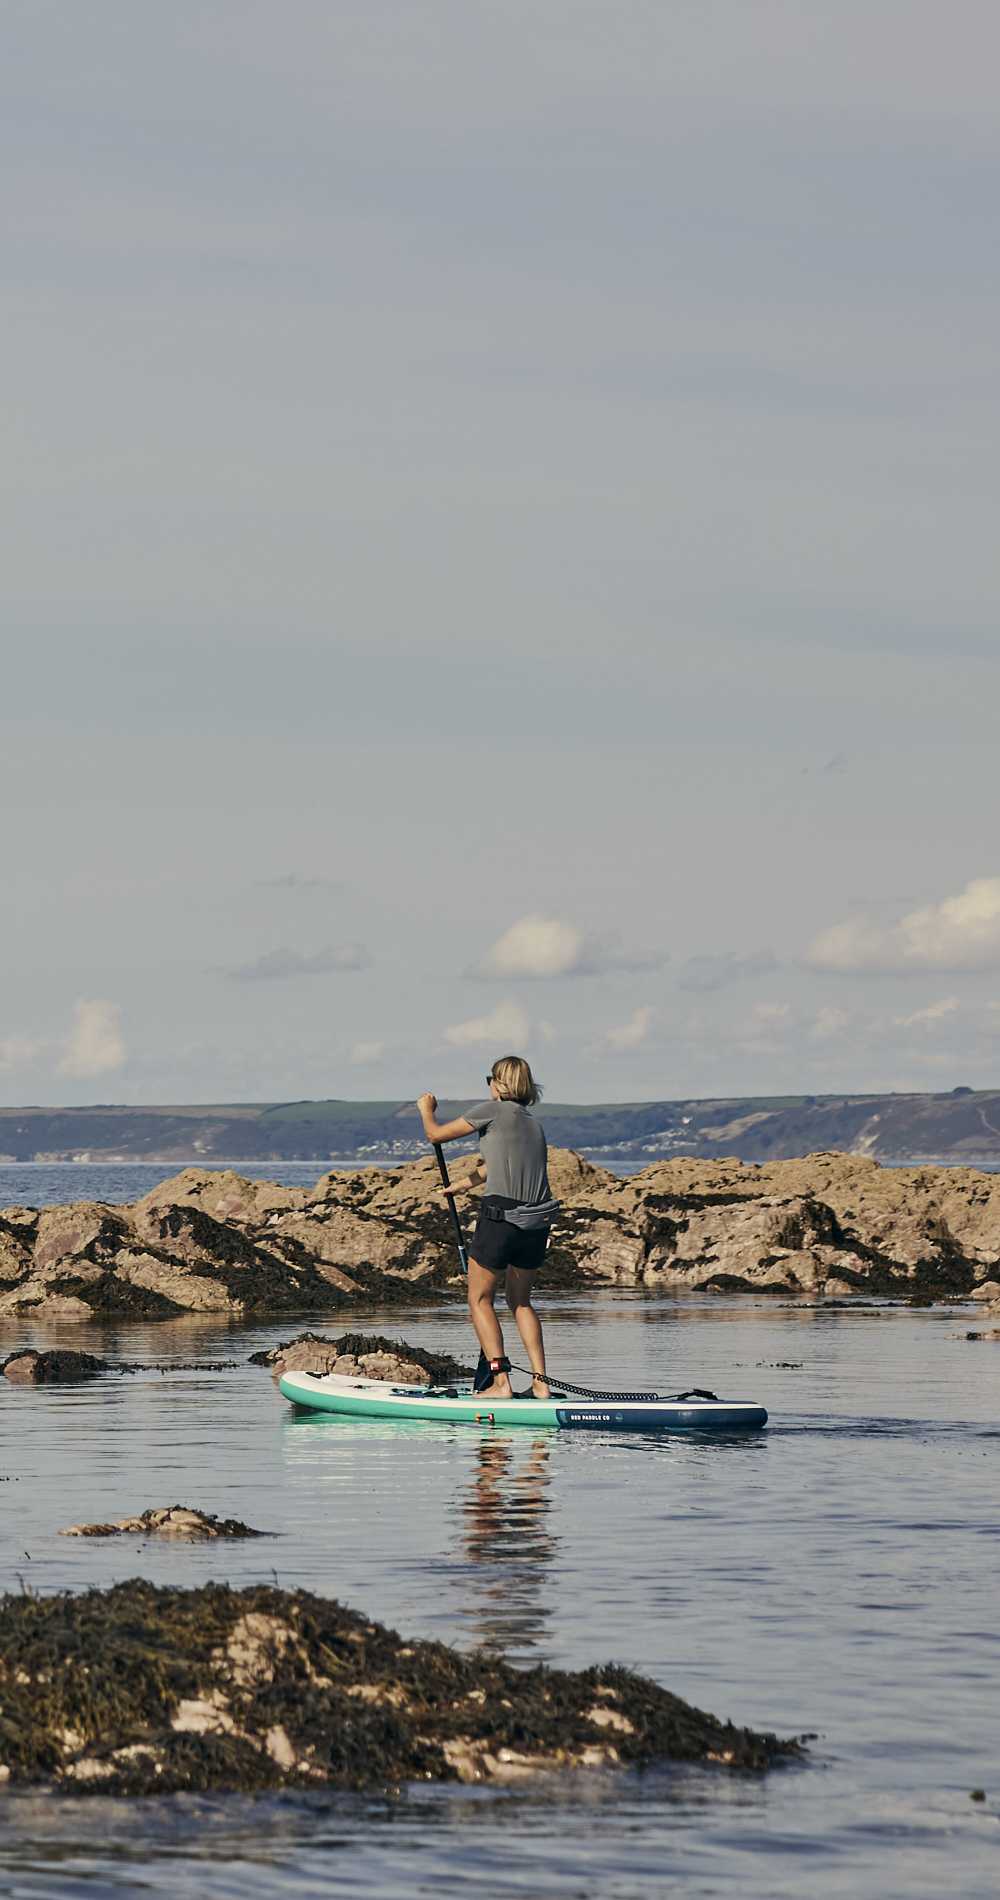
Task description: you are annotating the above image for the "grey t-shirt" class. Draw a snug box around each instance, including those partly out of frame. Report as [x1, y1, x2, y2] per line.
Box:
[463, 1098, 551, 1204]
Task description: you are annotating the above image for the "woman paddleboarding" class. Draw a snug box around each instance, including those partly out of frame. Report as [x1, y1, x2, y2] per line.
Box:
[418, 1056, 559, 1401]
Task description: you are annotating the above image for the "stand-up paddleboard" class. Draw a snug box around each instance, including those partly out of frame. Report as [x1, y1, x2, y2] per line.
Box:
[281, 1145, 766, 1432]
[278, 1369, 767, 1432]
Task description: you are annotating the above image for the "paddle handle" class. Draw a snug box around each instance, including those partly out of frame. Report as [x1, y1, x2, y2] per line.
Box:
[433, 1142, 469, 1273]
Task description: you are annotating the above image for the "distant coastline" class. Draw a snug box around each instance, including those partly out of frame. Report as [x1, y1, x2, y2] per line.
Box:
[1, 1086, 999, 1168]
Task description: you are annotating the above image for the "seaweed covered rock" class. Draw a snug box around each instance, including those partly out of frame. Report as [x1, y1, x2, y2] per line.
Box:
[0, 1580, 801, 1794]
[619, 1152, 1000, 1294]
[0, 1209, 36, 1284]
[2, 1349, 110, 1385]
[60, 1506, 266, 1540]
[2, 1149, 997, 1320]
[250, 1331, 473, 1386]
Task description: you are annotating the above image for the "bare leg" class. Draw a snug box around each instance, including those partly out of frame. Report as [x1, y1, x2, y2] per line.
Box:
[506, 1268, 550, 1398]
[467, 1259, 513, 1397]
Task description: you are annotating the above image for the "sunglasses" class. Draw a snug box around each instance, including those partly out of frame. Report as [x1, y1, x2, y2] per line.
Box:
[485, 1073, 495, 1087]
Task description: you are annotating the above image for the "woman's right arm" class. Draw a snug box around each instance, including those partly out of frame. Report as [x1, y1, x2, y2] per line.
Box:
[417, 1094, 476, 1145]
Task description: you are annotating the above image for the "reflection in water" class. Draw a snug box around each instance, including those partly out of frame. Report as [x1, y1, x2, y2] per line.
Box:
[454, 1434, 557, 1655]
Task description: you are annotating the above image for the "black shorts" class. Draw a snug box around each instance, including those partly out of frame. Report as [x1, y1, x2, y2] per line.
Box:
[470, 1196, 550, 1276]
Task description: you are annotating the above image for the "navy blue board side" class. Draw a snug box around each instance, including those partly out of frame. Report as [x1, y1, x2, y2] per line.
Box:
[554, 1405, 768, 1431]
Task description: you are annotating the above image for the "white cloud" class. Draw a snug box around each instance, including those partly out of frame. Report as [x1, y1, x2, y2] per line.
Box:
[444, 1000, 531, 1048]
[895, 996, 960, 1030]
[58, 1000, 126, 1079]
[0, 1036, 40, 1073]
[805, 878, 1000, 974]
[475, 916, 587, 979]
[350, 1039, 385, 1064]
[225, 944, 372, 981]
[473, 914, 663, 980]
[600, 1006, 655, 1053]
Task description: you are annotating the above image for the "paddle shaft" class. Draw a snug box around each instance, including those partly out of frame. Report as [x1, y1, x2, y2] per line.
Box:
[433, 1143, 469, 1273]
[434, 1141, 493, 1389]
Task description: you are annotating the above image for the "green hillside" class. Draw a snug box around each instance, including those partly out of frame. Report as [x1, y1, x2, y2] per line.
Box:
[0, 1088, 997, 1167]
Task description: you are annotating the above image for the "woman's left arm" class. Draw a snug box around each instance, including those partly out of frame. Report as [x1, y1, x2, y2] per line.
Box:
[417, 1094, 475, 1145]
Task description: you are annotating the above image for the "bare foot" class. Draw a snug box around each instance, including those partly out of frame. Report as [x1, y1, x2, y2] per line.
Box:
[531, 1375, 551, 1399]
[476, 1378, 514, 1400]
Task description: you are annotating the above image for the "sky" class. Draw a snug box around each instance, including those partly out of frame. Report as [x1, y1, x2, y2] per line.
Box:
[3, 0, 999, 1107]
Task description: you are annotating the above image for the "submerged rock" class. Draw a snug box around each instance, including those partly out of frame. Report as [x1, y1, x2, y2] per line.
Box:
[2, 1349, 110, 1385]
[1, 1149, 998, 1321]
[250, 1331, 472, 1386]
[0, 1579, 801, 1794]
[60, 1506, 265, 1540]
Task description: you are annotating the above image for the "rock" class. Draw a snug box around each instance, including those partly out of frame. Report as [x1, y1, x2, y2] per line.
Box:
[1, 1150, 998, 1321]
[627, 1151, 1000, 1290]
[1, 1291, 100, 1321]
[252, 1331, 472, 1386]
[0, 1206, 39, 1231]
[0, 1579, 802, 1793]
[31, 1204, 130, 1273]
[113, 1251, 238, 1313]
[60, 1506, 265, 1539]
[2, 1349, 110, 1384]
[134, 1169, 305, 1225]
[0, 1215, 34, 1284]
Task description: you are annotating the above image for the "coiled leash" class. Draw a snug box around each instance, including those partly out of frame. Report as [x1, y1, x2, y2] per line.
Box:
[502, 1359, 719, 1404]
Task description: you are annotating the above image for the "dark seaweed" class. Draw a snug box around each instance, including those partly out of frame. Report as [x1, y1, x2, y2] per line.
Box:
[0, 1581, 802, 1795]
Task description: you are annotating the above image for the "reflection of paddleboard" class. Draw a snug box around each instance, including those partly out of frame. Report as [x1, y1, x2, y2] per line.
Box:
[278, 1370, 767, 1432]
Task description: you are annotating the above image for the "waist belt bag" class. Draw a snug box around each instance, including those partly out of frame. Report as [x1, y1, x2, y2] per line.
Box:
[481, 1198, 561, 1231]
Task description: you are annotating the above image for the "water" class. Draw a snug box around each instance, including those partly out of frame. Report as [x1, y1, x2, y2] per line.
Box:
[1, 1172, 997, 1897]
[0, 1161, 349, 1208]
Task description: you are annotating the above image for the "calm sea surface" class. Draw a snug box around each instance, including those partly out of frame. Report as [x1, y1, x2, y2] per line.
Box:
[0, 1164, 997, 1898]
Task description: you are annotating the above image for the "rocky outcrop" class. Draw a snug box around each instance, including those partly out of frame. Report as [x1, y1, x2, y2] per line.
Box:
[0, 1579, 800, 1793]
[603, 1152, 1000, 1296]
[2, 1349, 110, 1384]
[60, 1507, 264, 1540]
[1, 1150, 997, 1322]
[0, 1163, 453, 1322]
[249, 1330, 473, 1386]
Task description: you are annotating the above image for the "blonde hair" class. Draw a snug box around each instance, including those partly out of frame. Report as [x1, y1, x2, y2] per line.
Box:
[489, 1055, 542, 1107]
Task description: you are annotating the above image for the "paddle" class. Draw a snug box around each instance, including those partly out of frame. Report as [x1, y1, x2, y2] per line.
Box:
[433, 1142, 491, 1390]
